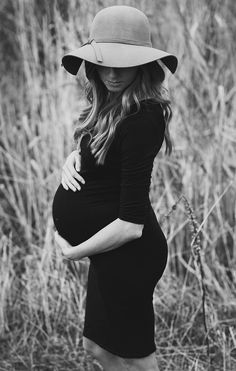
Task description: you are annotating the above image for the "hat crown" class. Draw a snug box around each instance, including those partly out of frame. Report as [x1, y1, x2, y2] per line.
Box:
[90, 6, 152, 47]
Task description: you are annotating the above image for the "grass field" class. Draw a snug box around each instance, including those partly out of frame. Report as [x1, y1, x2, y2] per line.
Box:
[0, 0, 236, 370]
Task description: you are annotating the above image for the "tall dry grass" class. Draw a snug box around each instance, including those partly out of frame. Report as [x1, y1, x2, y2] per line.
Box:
[0, 0, 236, 370]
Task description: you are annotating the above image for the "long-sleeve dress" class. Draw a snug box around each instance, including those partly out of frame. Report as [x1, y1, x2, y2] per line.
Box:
[52, 99, 168, 358]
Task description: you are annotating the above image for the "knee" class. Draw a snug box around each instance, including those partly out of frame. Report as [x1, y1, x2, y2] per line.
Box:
[82, 337, 105, 359]
[124, 352, 158, 371]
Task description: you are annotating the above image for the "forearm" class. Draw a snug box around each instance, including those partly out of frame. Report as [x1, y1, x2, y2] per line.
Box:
[67, 218, 143, 260]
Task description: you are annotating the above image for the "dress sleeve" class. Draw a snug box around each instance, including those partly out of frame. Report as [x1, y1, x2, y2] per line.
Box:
[117, 106, 165, 225]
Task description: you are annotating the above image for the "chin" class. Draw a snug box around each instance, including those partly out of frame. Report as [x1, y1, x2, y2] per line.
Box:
[107, 87, 122, 92]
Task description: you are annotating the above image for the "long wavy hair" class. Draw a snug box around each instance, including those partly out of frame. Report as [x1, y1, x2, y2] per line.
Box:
[74, 60, 173, 165]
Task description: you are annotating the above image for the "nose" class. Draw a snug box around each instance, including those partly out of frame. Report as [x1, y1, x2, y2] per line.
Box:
[107, 67, 119, 80]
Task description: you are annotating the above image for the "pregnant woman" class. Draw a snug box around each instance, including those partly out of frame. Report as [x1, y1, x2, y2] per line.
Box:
[52, 5, 177, 371]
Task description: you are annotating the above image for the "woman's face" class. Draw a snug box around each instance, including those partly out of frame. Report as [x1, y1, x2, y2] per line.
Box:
[96, 66, 139, 93]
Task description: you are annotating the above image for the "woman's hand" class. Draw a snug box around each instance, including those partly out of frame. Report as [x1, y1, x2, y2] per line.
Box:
[61, 150, 85, 191]
[54, 230, 73, 260]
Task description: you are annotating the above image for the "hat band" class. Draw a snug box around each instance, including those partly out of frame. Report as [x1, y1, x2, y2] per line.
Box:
[82, 39, 103, 63]
[82, 37, 152, 63]
[93, 37, 152, 47]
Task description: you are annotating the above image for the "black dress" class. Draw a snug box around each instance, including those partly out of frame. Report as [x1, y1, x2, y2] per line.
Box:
[52, 100, 168, 358]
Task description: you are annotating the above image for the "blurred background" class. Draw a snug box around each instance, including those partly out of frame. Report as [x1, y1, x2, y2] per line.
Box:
[0, 0, 235, 370]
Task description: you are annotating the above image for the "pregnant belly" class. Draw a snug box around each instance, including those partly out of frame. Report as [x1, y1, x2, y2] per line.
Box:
[52, 183, 120, 246]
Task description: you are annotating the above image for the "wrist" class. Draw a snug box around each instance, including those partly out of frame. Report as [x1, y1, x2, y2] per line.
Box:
[67, 244, 83, 261]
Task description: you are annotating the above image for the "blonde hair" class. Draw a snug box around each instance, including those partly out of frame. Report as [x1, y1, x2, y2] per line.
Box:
[74, 60, 173, 165]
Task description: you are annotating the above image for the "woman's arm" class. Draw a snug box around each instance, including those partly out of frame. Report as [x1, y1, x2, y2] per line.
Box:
[65, 218, 143, 260]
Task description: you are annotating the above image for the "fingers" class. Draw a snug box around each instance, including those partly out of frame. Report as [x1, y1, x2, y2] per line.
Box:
[67, 165, 85, 184]
[61, 179, 69, 191]
[75, 160, 81, 172]
[61, 172, 78, 192]
[62, 166, 84, 191]
[74, 151, 81, 172]
[54, 231, 65, 260]
[61, 151, 85, 191]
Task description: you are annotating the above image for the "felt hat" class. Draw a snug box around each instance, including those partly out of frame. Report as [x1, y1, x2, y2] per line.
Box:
[62, 5, 178, 75]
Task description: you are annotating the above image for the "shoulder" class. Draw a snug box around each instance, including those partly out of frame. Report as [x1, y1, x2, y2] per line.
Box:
[116, 100, 165, 137]
[114, 100, 166, 154]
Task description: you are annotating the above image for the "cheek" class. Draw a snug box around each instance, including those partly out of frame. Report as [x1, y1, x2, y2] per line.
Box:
[96, 68, 107, 81]
[97, 70, 104, 81]
[124, 71, 138, 84]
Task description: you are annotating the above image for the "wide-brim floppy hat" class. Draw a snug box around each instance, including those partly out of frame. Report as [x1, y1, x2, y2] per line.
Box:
[62, 5, 178, 75]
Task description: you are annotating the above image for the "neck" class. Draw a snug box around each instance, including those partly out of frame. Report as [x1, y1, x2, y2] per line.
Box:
[107, 90, 122, 101]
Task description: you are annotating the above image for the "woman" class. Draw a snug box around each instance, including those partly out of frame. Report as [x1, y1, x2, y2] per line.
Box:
[52, 5, 177, 371]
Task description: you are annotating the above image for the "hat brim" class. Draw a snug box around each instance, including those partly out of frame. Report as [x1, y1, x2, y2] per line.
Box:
[62, 43, 178, 75]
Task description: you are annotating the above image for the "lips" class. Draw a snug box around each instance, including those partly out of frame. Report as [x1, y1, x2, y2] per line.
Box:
[107, 81, 121, 84]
